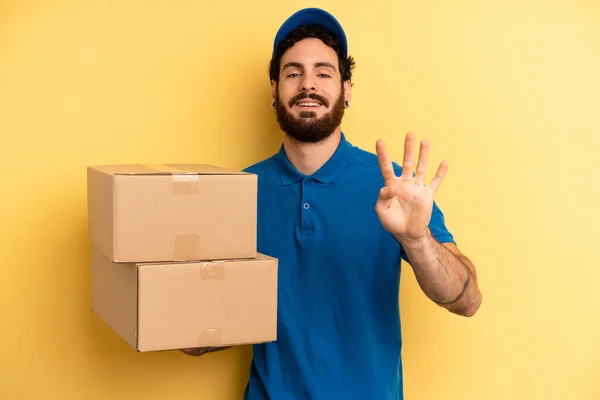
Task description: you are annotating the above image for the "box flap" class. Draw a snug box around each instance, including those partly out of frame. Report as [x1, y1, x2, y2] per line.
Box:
[88, 164, 250, 176]
[136, 252, 275, 267]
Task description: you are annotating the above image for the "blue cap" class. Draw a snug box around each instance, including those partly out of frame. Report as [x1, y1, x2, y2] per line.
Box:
[272, 8, 348, 58]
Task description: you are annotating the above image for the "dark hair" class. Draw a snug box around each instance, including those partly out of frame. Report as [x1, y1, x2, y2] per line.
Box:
[269, 24, 356, 84]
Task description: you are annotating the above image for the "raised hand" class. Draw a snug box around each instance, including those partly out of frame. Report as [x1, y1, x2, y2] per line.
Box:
[375, 133, 449, 243]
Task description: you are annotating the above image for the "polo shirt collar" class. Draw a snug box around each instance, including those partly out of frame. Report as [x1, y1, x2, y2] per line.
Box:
[277, 132, 352, 186]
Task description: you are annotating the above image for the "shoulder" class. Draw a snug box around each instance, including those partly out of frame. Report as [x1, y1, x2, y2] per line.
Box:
[243, 154, 283, 187]
[243, 155, 277, 175]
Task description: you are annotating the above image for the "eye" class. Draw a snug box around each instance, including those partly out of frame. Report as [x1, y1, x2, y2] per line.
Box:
[318, 74, 331, 78]
[287, 73, 301, 78]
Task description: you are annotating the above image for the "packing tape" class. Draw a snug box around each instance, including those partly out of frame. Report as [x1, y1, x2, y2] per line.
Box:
[174, 233, 201, 260]
[199, 328, 223, 346]
[141, 164, 200, 195]
[200, 261, 226, 281]
[141, 164, 189, 174]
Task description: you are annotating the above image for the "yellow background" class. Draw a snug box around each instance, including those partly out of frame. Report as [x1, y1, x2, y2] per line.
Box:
[1, 0, 598, 399]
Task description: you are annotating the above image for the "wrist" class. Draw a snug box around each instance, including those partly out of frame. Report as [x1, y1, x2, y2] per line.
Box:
[394, 228, 432, 251]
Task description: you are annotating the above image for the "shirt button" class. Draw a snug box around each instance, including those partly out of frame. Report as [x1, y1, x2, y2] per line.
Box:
[303, 202, 310, 209]
[304, 180, 311, 186]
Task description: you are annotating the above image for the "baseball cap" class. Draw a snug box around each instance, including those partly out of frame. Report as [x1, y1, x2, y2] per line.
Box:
[272, 8, 348, 58]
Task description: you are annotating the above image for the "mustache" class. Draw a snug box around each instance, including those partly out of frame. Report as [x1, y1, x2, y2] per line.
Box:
[288, 93, 329, 108]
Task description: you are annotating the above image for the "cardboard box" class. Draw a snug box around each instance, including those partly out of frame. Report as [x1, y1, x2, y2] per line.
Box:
[90, 245, 278, 352]
[87, 163, 257, 263]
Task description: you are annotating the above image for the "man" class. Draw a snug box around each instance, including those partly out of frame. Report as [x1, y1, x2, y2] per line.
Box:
[239, 7, 481, 399]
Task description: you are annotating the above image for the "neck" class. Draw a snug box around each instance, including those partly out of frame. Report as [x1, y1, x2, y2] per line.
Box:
[282, 128, 342, 176]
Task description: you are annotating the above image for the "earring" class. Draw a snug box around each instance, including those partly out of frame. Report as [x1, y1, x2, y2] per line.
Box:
[272, 101, 276, 108]
[345, 100, 350, 108]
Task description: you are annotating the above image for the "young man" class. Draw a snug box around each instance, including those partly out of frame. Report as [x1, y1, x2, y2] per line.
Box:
[241, 8, 482, 399]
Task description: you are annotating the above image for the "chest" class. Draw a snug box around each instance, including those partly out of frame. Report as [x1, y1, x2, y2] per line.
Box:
[255, 179, 401, 283]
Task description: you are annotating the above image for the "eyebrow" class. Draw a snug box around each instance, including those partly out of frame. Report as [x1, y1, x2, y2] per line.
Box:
[282, 62, 337, 71]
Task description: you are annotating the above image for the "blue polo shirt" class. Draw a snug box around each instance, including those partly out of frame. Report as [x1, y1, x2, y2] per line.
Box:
[243, 133, 455, 400]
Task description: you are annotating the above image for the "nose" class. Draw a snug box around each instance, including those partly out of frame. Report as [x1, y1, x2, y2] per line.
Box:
[300, 75, 316, 92]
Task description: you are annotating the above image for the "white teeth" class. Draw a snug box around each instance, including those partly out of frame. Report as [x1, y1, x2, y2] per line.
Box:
[296, 102, 321, 107]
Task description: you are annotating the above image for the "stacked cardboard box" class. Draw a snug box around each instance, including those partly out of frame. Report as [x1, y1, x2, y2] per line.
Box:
[87, 163, 278, 352]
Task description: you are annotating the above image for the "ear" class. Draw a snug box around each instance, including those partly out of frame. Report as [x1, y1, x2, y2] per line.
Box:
[271, 80, 277, 102]
[343, 80, 352, 104]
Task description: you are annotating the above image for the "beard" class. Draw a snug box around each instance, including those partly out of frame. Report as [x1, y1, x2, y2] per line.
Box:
[274, 87, 346, 143]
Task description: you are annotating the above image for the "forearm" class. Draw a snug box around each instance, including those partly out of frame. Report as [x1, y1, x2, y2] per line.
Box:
[397, 229, 481, 317]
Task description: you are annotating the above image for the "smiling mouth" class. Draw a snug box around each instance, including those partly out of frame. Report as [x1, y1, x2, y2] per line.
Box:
[294, 101, 323, 108]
